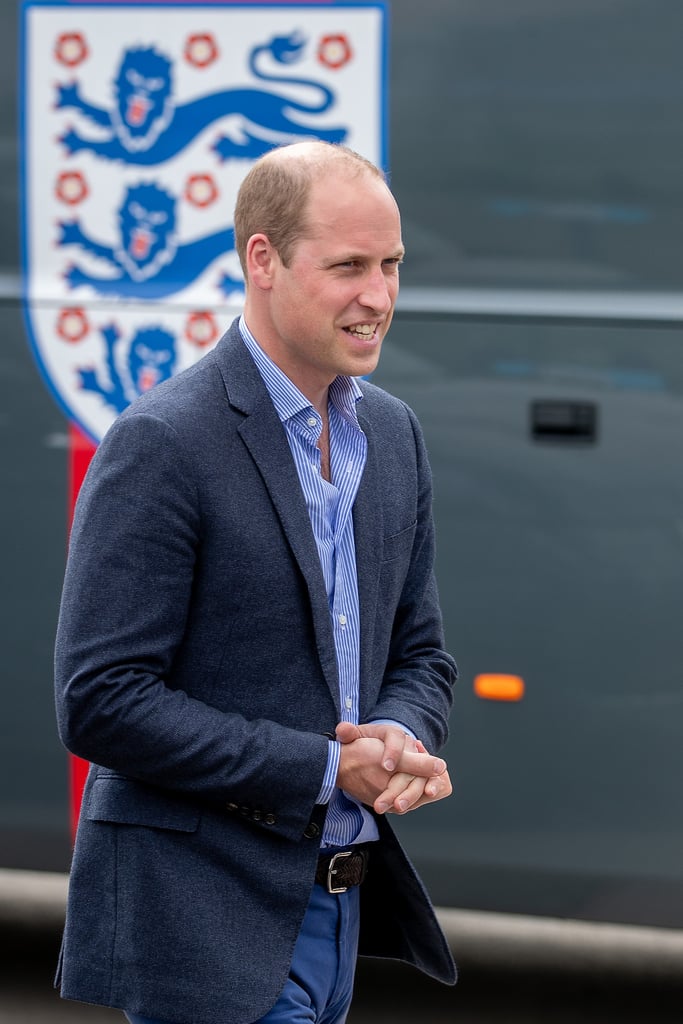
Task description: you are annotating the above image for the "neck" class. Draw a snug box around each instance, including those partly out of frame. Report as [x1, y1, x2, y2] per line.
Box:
[242, 309, 333, 414]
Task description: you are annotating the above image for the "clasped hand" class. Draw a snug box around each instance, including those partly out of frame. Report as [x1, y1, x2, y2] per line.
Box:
[335, 722, 452, 816]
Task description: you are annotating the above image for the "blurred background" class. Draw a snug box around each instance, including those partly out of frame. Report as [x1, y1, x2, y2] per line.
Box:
[2, 0, 683, 1019]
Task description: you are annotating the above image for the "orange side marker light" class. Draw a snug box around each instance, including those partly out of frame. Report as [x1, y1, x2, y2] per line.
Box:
[474, 673, 526, 702]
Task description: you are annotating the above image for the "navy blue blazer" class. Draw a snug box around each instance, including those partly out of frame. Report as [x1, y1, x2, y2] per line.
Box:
[55, 320, 457, 1023]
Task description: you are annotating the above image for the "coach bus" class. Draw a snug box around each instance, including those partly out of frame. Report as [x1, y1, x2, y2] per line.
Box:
[3, 0, 683, 939]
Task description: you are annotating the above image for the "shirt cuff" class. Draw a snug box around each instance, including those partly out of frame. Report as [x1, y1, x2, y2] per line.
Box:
[316, 739, 341, 805]
[368, 718, 417, 741]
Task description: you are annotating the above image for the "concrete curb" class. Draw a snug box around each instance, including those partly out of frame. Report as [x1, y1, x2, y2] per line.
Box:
[437, 907, 683, 980]
[3, 869, 683, 980]
[0, 869, 68, 931]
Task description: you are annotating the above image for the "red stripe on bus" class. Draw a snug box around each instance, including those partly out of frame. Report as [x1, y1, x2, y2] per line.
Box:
[67, 423, 98, 838]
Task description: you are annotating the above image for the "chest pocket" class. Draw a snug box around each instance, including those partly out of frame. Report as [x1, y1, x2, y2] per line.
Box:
[382, 520, 417, 563]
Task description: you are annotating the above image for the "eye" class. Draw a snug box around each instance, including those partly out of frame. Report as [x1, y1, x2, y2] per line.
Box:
[129, 201, 146, 220]
[146, 76, 166, 92]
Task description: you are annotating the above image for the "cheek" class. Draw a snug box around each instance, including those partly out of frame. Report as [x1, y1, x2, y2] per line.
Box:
[382, 300, 396, 329]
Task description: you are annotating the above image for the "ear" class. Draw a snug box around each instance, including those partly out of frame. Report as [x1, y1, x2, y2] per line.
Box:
[245, 233, 278, 290]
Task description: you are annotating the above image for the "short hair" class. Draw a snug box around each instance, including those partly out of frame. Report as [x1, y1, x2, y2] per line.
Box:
[233, 142, 386, 275]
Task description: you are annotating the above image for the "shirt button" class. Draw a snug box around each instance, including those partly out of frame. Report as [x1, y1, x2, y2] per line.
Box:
[345, 697, 353, 709]
[307, 416, 317, 427]
[338, 614, 347, 626]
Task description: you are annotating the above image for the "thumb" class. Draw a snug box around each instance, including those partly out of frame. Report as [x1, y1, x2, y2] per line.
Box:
[335, 721, 362, 744]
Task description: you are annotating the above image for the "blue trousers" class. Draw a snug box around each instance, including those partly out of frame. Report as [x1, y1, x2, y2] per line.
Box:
[125, 882, 360, 1024]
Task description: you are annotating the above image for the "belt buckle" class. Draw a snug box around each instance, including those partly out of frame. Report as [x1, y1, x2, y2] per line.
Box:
[327, 850, 352, 894]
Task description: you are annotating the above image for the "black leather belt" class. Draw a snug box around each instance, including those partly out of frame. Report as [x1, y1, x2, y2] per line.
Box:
[315, 847, 369, 894]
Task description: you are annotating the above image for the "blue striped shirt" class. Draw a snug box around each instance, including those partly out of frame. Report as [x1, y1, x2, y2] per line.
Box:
[239, 318, 379, 847]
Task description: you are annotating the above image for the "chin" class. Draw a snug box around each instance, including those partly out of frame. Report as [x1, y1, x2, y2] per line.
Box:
[346, 357, 379, 380]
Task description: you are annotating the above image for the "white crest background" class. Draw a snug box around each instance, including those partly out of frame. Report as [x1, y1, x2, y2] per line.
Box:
[22, 1, 386, 442]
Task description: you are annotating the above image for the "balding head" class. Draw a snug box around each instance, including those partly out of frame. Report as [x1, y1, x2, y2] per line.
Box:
[234, 142, 388, 277]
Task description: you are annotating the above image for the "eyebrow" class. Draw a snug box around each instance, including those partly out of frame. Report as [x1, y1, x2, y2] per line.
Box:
[325, 247, 406, 265]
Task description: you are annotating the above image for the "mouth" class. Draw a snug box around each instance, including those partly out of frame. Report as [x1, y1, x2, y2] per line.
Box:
[130, 227, 153, 260]
[127, 93, 151, 127]
[343, 323, 378, 341]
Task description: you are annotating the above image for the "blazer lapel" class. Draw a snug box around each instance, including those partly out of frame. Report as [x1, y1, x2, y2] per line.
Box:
[353, 409, 384, 719]
[214, 324, 340, 710]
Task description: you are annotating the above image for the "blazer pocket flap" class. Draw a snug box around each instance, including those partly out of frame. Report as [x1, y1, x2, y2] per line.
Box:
[85, 775, 200, 832]
[382, 520, 417, 562]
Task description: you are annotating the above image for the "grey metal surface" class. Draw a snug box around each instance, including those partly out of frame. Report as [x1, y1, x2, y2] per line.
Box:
[3, 0, 683, 939]
[397, 286, 683, 323]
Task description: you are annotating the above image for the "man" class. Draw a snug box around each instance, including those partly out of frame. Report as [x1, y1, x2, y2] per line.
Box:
[55, 141, 457, 1024]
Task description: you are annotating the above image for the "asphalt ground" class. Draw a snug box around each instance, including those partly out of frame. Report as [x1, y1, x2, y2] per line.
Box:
[3, 917, 683, 1024]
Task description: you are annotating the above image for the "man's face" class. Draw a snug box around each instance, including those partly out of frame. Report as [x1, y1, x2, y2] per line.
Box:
[261, 170, 404, 402]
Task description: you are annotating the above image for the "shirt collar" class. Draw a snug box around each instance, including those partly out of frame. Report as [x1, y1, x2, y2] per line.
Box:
[239, 315, 364, 427]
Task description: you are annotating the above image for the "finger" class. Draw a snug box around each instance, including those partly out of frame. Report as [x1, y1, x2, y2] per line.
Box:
[389, 775, 452, 814]
[395, 748, 447, 779]
[373, 772, 421, 814]
[378, 728, 407, 773]
[351, 723, 409, 772]
[422, 769, 453, 803]
[390, 775, 431, 814]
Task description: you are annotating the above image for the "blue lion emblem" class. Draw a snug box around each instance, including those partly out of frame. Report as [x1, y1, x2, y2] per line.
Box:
[79, 322, 177, 414]
[56, 33, 347, 165]
[57, 181, 240, 299]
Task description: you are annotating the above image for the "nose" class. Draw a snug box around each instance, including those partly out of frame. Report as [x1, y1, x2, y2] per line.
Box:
[358, 265, 395, 314]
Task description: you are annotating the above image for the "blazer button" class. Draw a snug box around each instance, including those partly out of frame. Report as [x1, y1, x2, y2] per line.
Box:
[252, 810, 262, 822]
[303, 822, 320, 839]
[264, 814, 276, 825]
[226, 802, 238, 812]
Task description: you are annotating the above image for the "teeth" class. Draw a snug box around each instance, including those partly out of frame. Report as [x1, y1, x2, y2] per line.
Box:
[347, 324, 374, 337]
